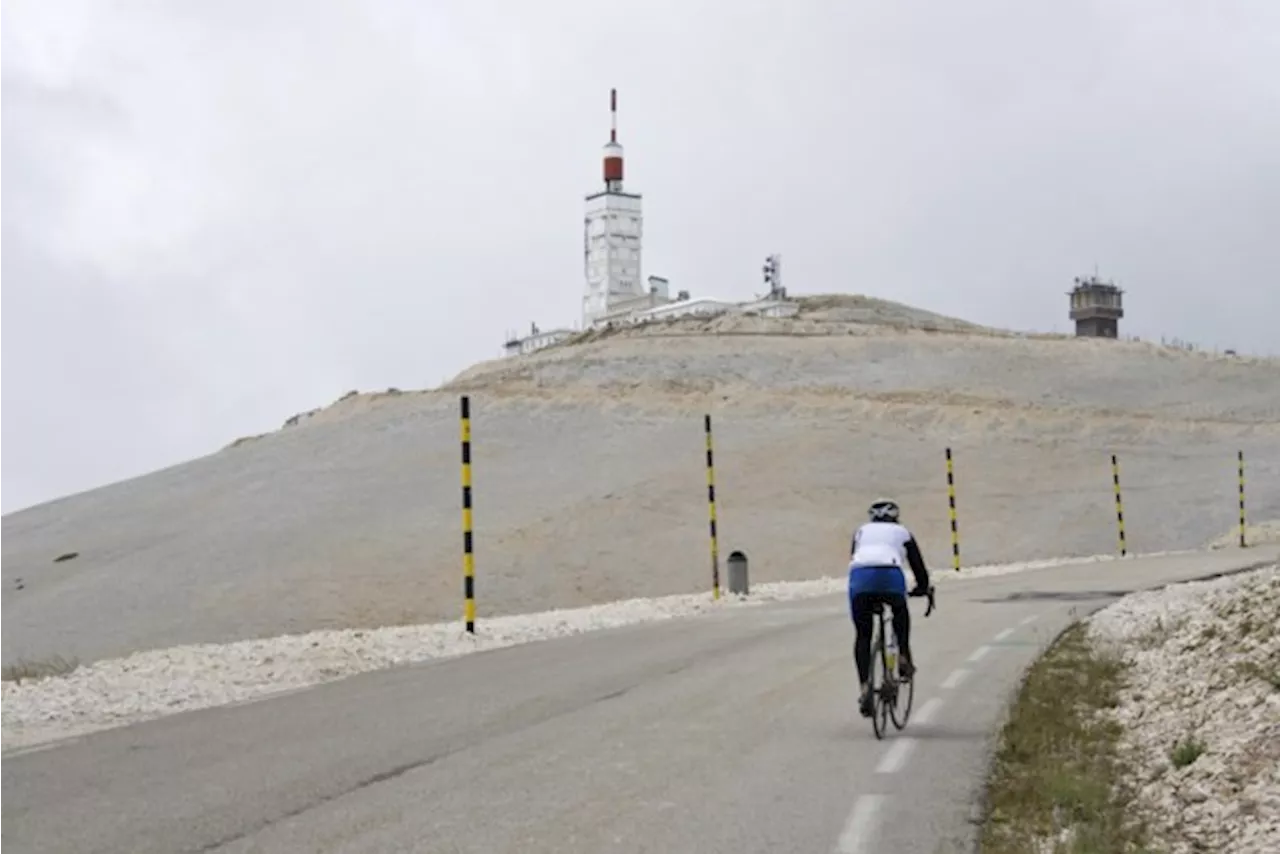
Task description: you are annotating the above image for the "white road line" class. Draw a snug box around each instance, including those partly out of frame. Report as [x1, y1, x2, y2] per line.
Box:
[875, 697, 946, 774]
[836, 794, 885, 853]
[1019, 614, 1040, 626]
[967, 645, 991, 663]
[914, 697, 944, 725]
[940, 668, 970, 689]
[876, 738, 917, 774]
[3, 741, 66, 759]
[993, 627, 1015, 641]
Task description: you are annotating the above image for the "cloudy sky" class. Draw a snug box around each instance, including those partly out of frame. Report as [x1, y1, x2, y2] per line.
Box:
[3, 0, 1278, 513]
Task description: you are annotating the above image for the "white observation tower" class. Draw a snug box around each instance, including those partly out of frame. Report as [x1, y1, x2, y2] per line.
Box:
[582, 89, 645, 328]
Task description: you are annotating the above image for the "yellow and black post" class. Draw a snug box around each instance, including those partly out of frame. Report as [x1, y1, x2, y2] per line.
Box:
[1111, 453, 1127, 557]
[461, 395, 476, 633]
[945, 447, 961, 572]
[705, 414, 721, 600]
[1238, 450, 1247, 548]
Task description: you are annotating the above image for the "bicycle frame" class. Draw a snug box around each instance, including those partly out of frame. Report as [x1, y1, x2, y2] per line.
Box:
[877, 606, 900, 683]
[868, 586, 936, 739]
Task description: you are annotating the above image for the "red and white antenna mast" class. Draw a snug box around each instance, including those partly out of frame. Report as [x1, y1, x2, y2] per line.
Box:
[602, 88, 624, 190]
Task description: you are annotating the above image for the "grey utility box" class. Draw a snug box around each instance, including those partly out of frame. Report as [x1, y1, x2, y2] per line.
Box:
[727, 550, 749, 596]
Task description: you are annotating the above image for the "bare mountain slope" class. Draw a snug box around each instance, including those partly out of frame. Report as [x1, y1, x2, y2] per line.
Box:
[4, 296, 1278, 666]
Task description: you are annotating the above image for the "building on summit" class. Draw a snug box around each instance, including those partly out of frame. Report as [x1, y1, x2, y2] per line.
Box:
[1068, 273, 1124, 338]
[502, 90, 797, 358]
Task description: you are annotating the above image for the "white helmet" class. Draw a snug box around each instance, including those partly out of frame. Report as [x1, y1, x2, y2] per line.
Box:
[868, 498, 900, 523]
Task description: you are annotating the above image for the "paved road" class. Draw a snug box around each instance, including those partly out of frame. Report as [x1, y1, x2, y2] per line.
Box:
[5, 546, 1276, 854]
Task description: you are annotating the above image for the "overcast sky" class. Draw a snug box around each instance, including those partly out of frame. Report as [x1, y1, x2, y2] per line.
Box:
[3, 0, 1278, 513]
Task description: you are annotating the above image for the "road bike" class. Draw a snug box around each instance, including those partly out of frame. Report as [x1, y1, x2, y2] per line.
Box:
[869, 585, 936, 740]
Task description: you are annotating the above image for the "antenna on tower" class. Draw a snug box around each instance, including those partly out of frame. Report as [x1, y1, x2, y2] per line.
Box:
[763, 254, 784, 299]
[602, 88, 624, 189]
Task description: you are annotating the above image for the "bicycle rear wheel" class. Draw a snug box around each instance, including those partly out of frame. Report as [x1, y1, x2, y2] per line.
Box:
[889, 657, 914, 730]
[870, 618, 890, 740]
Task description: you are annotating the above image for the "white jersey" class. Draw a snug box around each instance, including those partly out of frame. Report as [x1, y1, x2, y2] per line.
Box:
[850, 521, 913, 569]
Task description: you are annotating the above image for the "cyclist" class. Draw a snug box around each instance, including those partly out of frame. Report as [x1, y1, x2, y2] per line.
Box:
[848, 498, 931, 718]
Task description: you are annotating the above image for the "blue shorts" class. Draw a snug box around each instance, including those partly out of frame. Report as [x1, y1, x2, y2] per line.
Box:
[847, 565, 907, 597]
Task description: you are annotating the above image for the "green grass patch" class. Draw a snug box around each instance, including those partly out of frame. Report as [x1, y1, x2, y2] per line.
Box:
[1, 654, 80, 684]
[979, 623, 1157, 854]
[1169, 736, 1206, 769]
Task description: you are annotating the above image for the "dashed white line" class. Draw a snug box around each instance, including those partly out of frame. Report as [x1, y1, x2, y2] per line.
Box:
[875, 698, 946, 774]
[875, 696, 947, 778]
[914, 697, 944, 725]
[993, 627, 1015, 642]
[940, 668, 970, 690]
[836, 794, 885, 853]
[967, 645, 991, 663]
[1019, 614, 1040, 626]
[876, 737, 917, 774]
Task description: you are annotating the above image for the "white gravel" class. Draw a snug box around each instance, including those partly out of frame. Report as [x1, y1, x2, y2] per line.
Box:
[1088, 563, 1280, 853]
[1208, 519, 1280, 550]
[1, 551, 1124, 750]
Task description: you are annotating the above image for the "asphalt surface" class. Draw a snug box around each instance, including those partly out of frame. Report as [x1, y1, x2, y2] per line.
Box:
[4, 546, 1276, 854]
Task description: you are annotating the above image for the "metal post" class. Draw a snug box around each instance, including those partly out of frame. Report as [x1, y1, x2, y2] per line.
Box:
[1111, 453, 1127, 557]
[945, 448, 961, 572]
[705, 414, 720, 600]
[461, 396, 476, 632]
[1238, 450, 1247, 548]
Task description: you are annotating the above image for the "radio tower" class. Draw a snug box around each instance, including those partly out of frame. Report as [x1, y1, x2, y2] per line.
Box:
[582, 88, 644, 328]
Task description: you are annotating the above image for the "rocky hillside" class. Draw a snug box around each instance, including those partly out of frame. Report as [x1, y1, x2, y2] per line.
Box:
[1087, 565, 1280, 854]
[5, 295, 1278, 666]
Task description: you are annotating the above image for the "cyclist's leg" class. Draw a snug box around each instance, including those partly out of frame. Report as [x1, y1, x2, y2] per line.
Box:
[849, 575, 876, 717]
[850, 592, 874, 686]
[889, 592, 914, 678]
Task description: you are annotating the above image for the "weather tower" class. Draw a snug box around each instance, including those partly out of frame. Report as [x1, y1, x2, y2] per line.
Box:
[582, 89, 644, 327]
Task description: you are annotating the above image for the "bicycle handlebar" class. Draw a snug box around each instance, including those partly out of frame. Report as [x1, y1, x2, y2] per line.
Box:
[910, 584, 937, 617]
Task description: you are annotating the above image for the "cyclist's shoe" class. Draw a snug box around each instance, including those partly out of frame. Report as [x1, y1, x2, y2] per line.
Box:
[858, 685, 873, 718]
[899, 657, 916, 682]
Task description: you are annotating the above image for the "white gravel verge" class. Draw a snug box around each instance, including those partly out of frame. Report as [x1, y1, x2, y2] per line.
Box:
[1087, 563, 1280, 853]
[1, 550, 1151, 751]
[1207, 519, 1280, 550]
